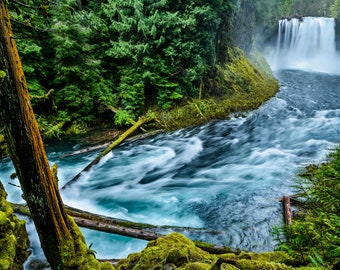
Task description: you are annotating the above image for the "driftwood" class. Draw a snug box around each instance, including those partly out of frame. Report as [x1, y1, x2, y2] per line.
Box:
[59, 142, 111, 158]
[282, 196, 292, 226]
[12, 202, 240, 255]
[60, 129, 164, 158]
[61, 117, 150, 189]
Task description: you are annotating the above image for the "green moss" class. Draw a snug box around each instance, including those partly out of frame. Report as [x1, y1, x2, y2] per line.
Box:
[59, 216, 115, 269]
[248, 49, 274, 78]
[0, 70, 6, 85]
[113, 232, 328, 270]
[116, 233, 215, 270]
[153, 47, 278, 131]
[0, 134, 8, 157]
[0, 260, 11, 270]
[182, 262, 211, 270]
[251, 251, 296, 266]
[235, 259, 294, 270]
[220, 263, 240, 270]
[0, 211, 7, 225]
[0, 182, 29, 269]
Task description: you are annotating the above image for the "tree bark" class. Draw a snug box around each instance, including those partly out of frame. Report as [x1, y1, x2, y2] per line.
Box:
[0, 2, 104, 269]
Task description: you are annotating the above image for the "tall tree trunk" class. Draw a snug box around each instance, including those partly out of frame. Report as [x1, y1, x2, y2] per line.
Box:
[0, 2, 106, 269]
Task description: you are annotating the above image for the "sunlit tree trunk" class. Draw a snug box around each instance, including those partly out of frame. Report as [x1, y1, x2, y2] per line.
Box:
[0, 2, 105, 269]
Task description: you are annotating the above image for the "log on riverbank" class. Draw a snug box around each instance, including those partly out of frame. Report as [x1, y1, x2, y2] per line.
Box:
[12, 203, 240, 255]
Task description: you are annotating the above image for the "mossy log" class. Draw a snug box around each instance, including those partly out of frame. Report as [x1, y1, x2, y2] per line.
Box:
[12, 203, 240, 255]
[61, 116, 151, 189]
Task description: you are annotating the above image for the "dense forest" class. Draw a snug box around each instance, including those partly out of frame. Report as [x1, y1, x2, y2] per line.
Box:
[8, 0, 240, 138]
[0, 0, 339, 269]
[4, 0, 339, 140]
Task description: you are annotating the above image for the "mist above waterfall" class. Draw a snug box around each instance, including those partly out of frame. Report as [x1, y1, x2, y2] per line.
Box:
[267, 17, 340, 74]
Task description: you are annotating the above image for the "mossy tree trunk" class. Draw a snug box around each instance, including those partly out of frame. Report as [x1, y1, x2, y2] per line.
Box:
[0, 2, 106, 269]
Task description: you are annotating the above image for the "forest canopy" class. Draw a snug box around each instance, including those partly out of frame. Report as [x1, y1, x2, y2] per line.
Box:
[7, 0, 340, 139]
[9, 0, 239, 138]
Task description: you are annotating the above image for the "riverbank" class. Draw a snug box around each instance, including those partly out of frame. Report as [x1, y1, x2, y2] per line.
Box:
[64, 47, 278, 146]
[153, 48, 278, 132]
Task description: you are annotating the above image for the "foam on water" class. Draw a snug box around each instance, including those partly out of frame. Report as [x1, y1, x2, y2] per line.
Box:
[1, 71, 340, 266]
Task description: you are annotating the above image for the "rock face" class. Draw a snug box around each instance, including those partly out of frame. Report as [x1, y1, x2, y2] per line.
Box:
[114, 232, 321, 270]
[0, 182, 29, 270]
[233, 0, 256, 54]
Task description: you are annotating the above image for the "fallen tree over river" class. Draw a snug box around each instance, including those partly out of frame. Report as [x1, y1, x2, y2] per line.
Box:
[12, 202, 241, 255]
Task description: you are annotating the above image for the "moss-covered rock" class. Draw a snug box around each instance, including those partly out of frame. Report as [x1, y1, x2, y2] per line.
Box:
[0, 181, 29, 269]
[115, 233, 327, 270]
[116, 233, 215, 270]
[58, 216, 115, 269]
[235, 259, 294, 270]
[182, 262, 211, 270]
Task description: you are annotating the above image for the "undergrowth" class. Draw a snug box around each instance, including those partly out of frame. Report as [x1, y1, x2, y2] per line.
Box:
[274, 145, 340, 269]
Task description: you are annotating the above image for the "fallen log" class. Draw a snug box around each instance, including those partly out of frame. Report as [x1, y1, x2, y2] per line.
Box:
[61, 116, 151, 189]
[59, 142, 111, 158]
[60, 130, 164, 158]
[73, 216, 164, 241]
[12, 202, 240, 254]
[13, 202, 215, 235]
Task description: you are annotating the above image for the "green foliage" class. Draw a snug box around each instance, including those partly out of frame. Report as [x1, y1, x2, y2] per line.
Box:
[275, 146, 340, 269]
[50, 7, 118, 126]
[103, 0, 238, 112]
[255, 0, 335, 40]
[10, 0, 244, 138]
[114, 110, 133, 127]
[154, 48, 279, 131]
[0, 182, 30, 269]
[118, 68, 145, 118]
[330, 0, 340, 18]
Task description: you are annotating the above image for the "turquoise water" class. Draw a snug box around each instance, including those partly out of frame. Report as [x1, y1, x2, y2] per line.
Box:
[2, 70, 339, 268]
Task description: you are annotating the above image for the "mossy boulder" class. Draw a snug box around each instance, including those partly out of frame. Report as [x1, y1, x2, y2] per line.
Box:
[235, 259, 294, 270]
[116, 233, 216, 270]
[0, 182, 30, 269]
[115, 233, 327, 270]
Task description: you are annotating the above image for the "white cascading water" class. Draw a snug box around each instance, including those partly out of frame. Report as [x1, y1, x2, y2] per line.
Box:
[270, 17, 340, 74]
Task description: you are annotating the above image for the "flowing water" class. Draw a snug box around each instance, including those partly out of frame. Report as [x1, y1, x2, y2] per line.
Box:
[0, 17, 340, 269]
[269, 17, 340, 74]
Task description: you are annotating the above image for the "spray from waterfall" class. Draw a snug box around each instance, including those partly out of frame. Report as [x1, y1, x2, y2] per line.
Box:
[268, 17, 340, 74]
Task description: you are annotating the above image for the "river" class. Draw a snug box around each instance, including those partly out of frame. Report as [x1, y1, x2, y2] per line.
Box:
[1, 69, 339, 268]
[1, 17, 340, 269]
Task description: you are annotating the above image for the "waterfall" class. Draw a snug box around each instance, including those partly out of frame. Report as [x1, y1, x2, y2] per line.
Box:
[269, 17, 340, 74]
